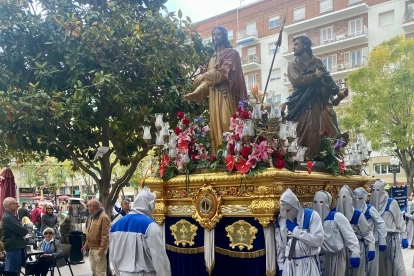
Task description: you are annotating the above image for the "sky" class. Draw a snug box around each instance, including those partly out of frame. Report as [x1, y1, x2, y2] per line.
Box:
[165, 0, 259, 23]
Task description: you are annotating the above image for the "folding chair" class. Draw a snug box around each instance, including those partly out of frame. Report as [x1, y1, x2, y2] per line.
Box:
[53, 244, 74, 276]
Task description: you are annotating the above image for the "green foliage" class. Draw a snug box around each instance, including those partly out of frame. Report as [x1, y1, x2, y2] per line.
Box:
[0, 0, 213, 210]
[341, 35, 414, 185]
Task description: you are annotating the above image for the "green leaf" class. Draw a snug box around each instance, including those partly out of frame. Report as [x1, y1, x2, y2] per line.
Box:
[178, 9, 183, 19]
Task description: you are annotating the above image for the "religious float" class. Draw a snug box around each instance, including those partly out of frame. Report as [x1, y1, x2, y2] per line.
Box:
[142, 99, 374, 276]
[141, 27, 373, 276]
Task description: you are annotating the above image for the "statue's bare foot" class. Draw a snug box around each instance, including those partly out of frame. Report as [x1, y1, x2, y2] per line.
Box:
[183, 92, 197, 101]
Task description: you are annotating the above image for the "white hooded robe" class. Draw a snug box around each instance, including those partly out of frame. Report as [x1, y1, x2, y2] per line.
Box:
[370, 180, 407, 276]
[110, 187, 171, 276]
[275, 189, 324, 276]
[313, 191, 360, 276]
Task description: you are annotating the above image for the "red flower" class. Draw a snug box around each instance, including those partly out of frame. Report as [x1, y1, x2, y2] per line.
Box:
[272, 151, 282, 160]
[232, 114, 237, 119]
[275, 159, 285, 169]
[237, 106, 242, 113]
[182, 118, 190, 126]
[210, 155, 217, 162]
[307, 161, 313, 174]
[240, 111, 250, 120]
[234, 134, 241, 141]
[191, 154, 198, 161]
[322, 130, 329, 137]
[229, 143, 235, 155]
[177, 112, 184, 120]
[257, 136, 266, 144]
[235, 158, 251, 174]
[240, 146, 251, 159]
[174, 127, 182, 135]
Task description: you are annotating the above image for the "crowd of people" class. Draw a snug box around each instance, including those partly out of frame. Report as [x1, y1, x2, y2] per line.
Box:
[0, 179, 412, 276]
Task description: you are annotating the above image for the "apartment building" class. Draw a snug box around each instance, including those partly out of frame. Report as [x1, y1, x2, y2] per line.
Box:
[194, 0, 413, 102]
[194, 0, 414, 185]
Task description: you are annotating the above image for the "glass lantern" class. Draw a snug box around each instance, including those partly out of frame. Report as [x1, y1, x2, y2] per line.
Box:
[68, 198, 84, 232]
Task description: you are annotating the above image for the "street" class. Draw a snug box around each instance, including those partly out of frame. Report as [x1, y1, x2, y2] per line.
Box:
[53, 248, 414, 276]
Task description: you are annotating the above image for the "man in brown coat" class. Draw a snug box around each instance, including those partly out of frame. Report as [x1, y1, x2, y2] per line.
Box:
[81, 199, 110, 276]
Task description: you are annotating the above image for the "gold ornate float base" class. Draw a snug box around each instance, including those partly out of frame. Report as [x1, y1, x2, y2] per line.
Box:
[145, 168, 373, 227]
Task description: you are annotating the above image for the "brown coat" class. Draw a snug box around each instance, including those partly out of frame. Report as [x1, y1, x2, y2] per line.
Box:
[84, 209, 110, 253]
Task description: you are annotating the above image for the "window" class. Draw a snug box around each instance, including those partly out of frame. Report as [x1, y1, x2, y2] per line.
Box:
[320, 26, 334, 45]
[273, 94, 282, 103]
[245, 74, 258, 89]
[202, 37, 212, 45]
[374, 163, 394, 175]
[379, 11, 394, 27]
[344, 47, 368, 68]
[322, 55, 337, 73]
[20, 172, 27, 178]
[320, 0, 333, 13]
[228, 30, 234, 43]
[348, 0, 362, 4]
[408, 4, 414, 20]
[247, 47, 257, 63]
[293, 7, 305, 21]
[270, 69, 281, 81]
[268, 42, 280, 54]
[269, 15, 280, 29]
[348, 19, 363, 37]
[246, 22, 257, 36]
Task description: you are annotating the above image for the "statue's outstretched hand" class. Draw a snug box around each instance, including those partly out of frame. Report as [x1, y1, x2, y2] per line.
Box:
[183, 92, 197, 101]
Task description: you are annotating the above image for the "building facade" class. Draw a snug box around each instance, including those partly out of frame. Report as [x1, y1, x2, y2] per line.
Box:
[194, 0, 414, 185]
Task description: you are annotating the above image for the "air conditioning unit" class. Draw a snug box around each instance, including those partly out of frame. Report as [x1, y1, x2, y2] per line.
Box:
[337, 64, 345, 70]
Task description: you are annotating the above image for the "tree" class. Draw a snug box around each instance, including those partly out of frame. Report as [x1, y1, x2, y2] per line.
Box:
[341, 35, 414, 194]
[0, 0, 212, 213]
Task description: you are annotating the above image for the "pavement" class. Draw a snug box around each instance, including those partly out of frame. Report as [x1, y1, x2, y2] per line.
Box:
[54, 248, 414, 276]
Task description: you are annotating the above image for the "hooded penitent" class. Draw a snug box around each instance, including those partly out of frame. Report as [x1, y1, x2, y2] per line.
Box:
[280, 188, 302, 221]
[353, 187, 369, 211]
[129, 186, 156, 219]
[336, 185, 355, 221]
[312, 191, 332, 221]
[369, 180, 388, 214]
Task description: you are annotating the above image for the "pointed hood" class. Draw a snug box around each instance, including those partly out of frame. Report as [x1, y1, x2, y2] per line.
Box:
[130, 186, 156, 219]
[336, 185, 355, 221]
[313, 191, 332, 221]
[280, 188, 302, 222]
[353, 187, 368, 211]
[369, 180, 388, 214]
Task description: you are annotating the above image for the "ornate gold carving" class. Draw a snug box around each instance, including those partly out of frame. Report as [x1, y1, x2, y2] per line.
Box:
[192, 184, 223, 230]
[167, 205, 196, 215]
[153, 190, 167, 225]
[255, 216, 275, 227]
[165, 188, 198, 199]
[221, 205, 251, 214]
[214, 246, 265, 258]
[225, 220, 258, 250]
[251, 185, 278, 227]
[166, 244, 204, 254]
[170, 219, 198, 247]
[266, 269, 277, 276]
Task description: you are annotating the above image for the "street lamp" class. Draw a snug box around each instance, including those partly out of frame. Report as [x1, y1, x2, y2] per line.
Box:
[389, 156, 400, 186]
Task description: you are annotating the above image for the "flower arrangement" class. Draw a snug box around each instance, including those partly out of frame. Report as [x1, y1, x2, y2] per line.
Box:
[155, 113, 211, 181]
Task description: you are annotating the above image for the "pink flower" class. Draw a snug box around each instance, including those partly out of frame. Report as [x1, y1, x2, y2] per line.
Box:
[177, 132, 191, 144]
[202, 126, 210, 133]
[251, 141, 273, 162]
[246, 156, 259, 169]
[196, 151, 209, 160]
[223, 132, 235, 145]
[195, 143, 205, 152]
[229, 117, 244, 135]
[184, 125, 197, 136]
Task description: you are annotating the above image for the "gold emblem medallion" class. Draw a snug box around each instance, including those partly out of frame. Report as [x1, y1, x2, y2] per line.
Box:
[170, 219, 198, 247]
[225, 220, 258, 251]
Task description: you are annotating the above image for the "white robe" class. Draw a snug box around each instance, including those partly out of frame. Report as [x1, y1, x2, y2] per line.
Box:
[406, 201, 414, 247]
[361, 205, 387, 276]
[276, 210, 324, 276]
[319, 212, 360, 276]
[378, 199, 407, 276]
[347, 212, 375, 276]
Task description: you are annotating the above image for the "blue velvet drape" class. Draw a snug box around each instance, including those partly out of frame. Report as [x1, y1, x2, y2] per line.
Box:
[212, 217, 266, 276]
[165, 216, 208, 276]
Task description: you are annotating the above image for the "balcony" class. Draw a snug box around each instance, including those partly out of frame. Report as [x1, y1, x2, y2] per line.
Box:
[282, 26, 369, 60]
[242, 55, 261, 72]
[284, 3, 368, 34]
[236, 29, 259, 46]
[282, 61, 366, 88]
[402, 8, 414, 33]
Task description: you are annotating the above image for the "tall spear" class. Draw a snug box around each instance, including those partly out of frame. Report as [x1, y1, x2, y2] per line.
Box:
[261, 16, 287, 105]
